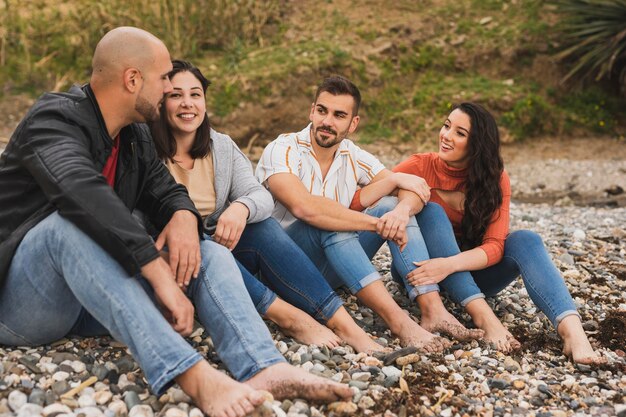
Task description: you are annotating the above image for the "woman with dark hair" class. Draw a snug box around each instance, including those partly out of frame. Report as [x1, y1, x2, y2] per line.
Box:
[152, 60, 383, 354]
[389, 103, 604, 363]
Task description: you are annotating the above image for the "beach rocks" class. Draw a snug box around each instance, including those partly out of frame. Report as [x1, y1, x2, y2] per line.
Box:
[0, 202, 624, 416]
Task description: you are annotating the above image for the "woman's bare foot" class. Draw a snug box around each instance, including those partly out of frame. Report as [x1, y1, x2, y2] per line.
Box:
[326, 307, 386, 353]
[265, 299, 341, 347]
[417, 293, 485, 342]
[245, 363, 352, 402]
[396, 318, 452, 352]
[353, 281, 451, 353]
[176, 360, 267, 417]
[559, 315, 607, 365]
[466, 299, 521, 353]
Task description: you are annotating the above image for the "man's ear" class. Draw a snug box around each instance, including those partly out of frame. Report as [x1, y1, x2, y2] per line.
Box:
[349, 115, 360, 134]
[309, 102, 316, 122]
[123, 68, 141, 93]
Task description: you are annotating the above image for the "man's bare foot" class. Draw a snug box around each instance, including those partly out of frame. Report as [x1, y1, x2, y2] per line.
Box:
[326, 307, 386, 353]
[245, 363, 352, 402]
[559, 315, 607, 365]
[417, 293, 484, 342]
[466, 299, 520, 353]
[265, 299, 341, 347]
[176, 361, 266, 417]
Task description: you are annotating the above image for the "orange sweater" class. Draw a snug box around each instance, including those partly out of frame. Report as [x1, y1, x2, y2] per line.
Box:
[394, 153, 510, 266]
[351, 152, 510, 267]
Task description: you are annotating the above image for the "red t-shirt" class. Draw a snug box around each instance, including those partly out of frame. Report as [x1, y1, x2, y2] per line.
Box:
[101, 135, 120, 187]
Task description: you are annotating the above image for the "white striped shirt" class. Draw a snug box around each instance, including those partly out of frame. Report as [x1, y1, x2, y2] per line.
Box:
[255, 124, 385, 228]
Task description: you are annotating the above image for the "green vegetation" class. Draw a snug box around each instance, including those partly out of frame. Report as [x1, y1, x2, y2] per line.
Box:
[0, 0, 281, 94]
[553, 0, 626, 93]
[1, 0, 623, 144]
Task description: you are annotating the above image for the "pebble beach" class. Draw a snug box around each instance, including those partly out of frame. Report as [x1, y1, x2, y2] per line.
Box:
[1, 141, 625, 417]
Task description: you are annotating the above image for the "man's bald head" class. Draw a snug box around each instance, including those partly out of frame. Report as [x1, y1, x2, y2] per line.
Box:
[91, 27, 168, 85]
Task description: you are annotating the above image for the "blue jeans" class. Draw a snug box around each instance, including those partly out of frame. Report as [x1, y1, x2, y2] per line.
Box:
[285, 196, 438, 299]
[230, 218, 343, 322]
[0, 212, 284, 394]
[415, 202, 579, 327]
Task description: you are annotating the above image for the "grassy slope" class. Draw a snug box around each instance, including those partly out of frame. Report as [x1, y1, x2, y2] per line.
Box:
[199, 0, 624, 146]
[1, 0, 623, 146]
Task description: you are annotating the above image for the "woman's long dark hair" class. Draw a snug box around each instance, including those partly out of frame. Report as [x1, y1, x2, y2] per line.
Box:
[151, 59, 212, 161]
[456, 102, 504, 249]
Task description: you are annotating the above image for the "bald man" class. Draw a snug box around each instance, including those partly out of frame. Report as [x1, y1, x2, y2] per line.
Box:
[0, 27, 350, 417]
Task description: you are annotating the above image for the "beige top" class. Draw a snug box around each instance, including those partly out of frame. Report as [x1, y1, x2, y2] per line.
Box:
[166, 156, 216, 217]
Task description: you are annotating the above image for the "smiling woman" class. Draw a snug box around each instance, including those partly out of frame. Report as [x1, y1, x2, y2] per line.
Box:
[150, 60, 386, 355]
[393, 102, 606, 364]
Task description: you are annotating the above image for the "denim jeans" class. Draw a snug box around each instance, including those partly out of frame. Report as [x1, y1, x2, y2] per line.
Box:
[415, 202, 579, 327]
[285, 197, 438, 299]
[0, 212, 284, 394]
[230, 218, 343, 322]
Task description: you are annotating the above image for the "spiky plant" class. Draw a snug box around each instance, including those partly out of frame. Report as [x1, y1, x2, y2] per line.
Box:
[554, 0, 626, 93]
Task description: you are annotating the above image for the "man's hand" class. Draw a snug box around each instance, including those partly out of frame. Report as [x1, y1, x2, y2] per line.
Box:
[155, 210, 201, 288]
[393, 172, 431, 204]
[406, 258, 454, 286]
[141, 258, 195, 336]
[376, 203, 411, 250]
[214, 202, 249, 250]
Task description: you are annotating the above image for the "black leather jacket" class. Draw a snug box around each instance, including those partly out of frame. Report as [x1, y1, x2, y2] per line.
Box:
[0, 84, 202, 284]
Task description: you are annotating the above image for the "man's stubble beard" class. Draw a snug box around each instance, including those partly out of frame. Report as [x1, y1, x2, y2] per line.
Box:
[135, 92, 159, 123]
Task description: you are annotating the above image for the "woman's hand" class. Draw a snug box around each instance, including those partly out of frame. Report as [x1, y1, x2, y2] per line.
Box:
[406, 258, 454, 286]
[213, 202, 249, 250]
[393, 172, 431, 204]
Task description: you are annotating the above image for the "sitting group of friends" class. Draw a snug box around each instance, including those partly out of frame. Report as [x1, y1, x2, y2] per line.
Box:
[0, 27, 605, 417]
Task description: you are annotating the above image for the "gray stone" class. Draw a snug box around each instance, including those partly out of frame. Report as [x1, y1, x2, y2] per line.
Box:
[51, 380, 70, 396]
[92, 365, 109, 381]
[28, 389, 46, 406]
[488, 378, 509, 390]
[383, 347, 419, 366]
[124, 391, 141, 410]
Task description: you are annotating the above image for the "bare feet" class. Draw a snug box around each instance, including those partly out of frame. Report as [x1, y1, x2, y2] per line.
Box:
[353, 281, 451, 353]
[559, 315, 607, 365]
[417, 293, 485, 342]
[421, 317, 485, 342]
[176, 361, 267, 417]
[265, 299, 341, 348]
[245, 363, 352, 402]
[326, 307, 386, 353]
[396, 319, 452, 352]
[466, 299, 520, 353]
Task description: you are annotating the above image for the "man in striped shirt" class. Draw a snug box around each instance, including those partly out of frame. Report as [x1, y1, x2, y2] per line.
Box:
[256, 76, 459, 351]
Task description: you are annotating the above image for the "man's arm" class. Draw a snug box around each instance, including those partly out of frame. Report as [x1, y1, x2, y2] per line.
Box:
[135, 127, 203, 286]
[267, 173, 379, 232]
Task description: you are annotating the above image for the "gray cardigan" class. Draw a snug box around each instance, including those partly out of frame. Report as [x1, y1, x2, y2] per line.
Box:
[203, 129, 273, 233]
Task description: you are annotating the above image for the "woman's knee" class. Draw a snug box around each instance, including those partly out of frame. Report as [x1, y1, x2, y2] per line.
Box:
[418, 202, 448, 222]
[506, 230, 543, 252]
